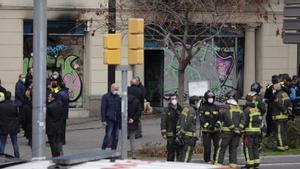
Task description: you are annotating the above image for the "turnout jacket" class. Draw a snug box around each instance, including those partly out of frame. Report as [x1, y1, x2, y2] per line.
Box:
[220, 104, 245, 133]
[161, 103, 183, 137]
[199, 102, 221, 132]
[272, 90, 293, 121]
[179, 105, 198, 137]
[244, 93, 266, 134]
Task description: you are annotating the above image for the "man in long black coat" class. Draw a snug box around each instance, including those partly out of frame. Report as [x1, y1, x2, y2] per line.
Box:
[128, 78, 144, 139]
[127, 94, 142, 159]
[0, 91, 20, 158]
[23, 89, 33, 146]
[46, 91, 64, 157]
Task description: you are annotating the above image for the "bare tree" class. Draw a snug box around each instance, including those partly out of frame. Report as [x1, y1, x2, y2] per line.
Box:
[82, 0, 278, 104]
[124, 0, 278, 103]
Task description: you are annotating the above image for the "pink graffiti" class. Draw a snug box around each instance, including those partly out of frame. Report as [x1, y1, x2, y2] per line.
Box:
[63, 73, 81, 101]
[215, 50, 234, 84]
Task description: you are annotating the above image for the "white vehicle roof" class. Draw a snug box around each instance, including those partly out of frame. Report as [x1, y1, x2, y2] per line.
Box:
[4, 159, 226, 169]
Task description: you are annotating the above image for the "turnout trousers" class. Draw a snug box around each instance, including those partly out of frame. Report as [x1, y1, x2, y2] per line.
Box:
[181, 136, 197, 162]
[166, 137, 184, 161]
[215, 132, 240, 168]
[274, 120, 288, 151]
[243, 134, 261, 168]
[202, 131, 220, 163]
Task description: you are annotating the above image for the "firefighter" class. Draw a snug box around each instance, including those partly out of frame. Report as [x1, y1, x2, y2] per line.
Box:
[272, 81, 293, 151]
[178, 96, 200, 162]
[161, 93, 183, 161]
[199, 90, 221, 163]
[242, 82, 266, 169]
[215, 90, 245, 168]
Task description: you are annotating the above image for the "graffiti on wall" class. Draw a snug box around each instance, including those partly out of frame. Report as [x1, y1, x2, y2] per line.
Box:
[164, 39, 244, 99]
[23, 36, 84, 107]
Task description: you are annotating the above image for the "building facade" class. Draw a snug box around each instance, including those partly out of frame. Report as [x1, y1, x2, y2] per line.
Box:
[0, 0, 297, 117]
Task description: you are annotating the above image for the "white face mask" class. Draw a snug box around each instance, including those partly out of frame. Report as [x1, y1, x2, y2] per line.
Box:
[208, 98, 214, 103]
[21, 78, 25, 83]
[112, 90, 118, 95]
[53, 75, 58, 79]
[171, 99, 177, 106]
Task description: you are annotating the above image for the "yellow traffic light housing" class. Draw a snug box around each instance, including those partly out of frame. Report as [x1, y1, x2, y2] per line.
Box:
[128, 18, 144, 65]
[103, 33, 121, 65]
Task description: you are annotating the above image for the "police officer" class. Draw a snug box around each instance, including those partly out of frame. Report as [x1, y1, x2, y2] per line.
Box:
[199, 90, 221, 163]
[161, 93, 183, 161]
[215, 90, 244, 168]
[178, 96, 200, 162]
[272, 81, 293, 151]
[242, 82, 266, 169]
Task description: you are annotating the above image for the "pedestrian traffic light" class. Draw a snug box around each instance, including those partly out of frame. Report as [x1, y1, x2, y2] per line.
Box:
[103, 33, 121, 65]
[128, 18, 144, 65]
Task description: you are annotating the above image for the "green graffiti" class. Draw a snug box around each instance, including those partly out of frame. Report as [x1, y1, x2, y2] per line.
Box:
[164, 42, 237, 98]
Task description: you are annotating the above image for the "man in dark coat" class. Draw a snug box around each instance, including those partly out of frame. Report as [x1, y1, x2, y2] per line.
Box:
[128, 78, 144, 138]
[25, 67, 33, 89]
[23, 89, 33, 147]
[46, 91, 64, 157]
[15, 74, 26, 131]
[57, 82, 69, 145]
[127, 94, 142, 159]
[0, 91, 20, 158]
[15, 74, 26, 108]
[101, 83, 121, 150]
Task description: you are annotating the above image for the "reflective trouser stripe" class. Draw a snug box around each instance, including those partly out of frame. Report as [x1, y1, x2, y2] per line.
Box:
[254, 159, 260, 164]
[184, 146, 191, 162]
[245, 144, 251, 164]
[278, 124, 283, 148]
[215, 138, 222, 164]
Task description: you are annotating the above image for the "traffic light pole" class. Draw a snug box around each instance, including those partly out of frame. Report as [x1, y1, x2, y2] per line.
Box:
[107, 0, 116, 90]
[32, 0, 47, 160]
[116, 65, 132, 159]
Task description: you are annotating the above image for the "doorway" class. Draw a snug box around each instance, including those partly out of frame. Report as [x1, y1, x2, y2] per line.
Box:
[144, 50, 164, 107]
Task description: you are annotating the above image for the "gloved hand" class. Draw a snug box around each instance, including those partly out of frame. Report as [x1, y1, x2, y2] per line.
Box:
[176, 131, 184, 138]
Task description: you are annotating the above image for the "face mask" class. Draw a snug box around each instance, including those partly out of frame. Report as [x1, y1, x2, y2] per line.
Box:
[21, 78, 25, 83]
[52, 84, 58, 88]
[208, 98, 214, 103]
[53, 75, 58, 79]
[112, 90, 118, 95]
[171, 99, 177, 106]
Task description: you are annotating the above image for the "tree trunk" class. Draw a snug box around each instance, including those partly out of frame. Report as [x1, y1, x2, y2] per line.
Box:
[178, 66, 185, 105]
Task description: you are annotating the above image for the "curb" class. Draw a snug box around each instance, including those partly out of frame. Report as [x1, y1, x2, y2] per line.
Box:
[191, 155, 300, 164]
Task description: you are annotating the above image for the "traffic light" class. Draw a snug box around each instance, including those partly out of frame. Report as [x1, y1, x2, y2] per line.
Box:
[128, 18, 144, 65]
[103, 33, 121, 65]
